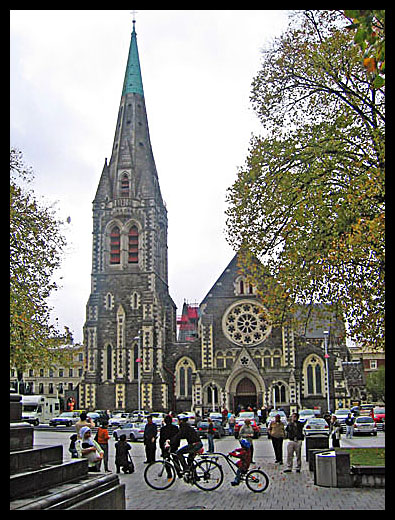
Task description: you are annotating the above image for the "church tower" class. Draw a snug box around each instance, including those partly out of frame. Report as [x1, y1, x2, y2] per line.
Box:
[81, 19, 177, 412]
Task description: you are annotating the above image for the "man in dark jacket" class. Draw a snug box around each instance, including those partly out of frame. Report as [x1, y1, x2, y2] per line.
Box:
[170, 417, 203, 472]
[144, 415, 158, 463]
[284, 412, 304, 473]
[159, 415, 180, 457]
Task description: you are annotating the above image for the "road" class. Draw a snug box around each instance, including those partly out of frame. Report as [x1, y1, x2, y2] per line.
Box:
[34, 428, 385, 510]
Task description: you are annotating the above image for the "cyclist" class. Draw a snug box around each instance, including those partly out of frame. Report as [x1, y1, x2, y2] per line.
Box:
[170, 416, 203, 473]
[229, 439, 252, 486]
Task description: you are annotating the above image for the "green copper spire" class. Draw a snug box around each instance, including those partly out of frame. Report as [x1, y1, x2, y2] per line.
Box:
[122, 19, 144, 97]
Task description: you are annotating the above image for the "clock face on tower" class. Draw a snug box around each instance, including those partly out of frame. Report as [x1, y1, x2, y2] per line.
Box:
[222, 300, 271, 346]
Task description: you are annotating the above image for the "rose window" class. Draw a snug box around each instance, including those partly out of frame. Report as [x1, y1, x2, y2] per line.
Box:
[223, 301, 271, 346]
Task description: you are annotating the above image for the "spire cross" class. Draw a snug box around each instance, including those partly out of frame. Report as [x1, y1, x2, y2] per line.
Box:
[131, 10, 138, 25]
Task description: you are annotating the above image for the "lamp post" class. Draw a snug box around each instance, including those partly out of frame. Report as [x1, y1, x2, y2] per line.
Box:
[323, 330, 330, 413]
[134, 331, 142, 412]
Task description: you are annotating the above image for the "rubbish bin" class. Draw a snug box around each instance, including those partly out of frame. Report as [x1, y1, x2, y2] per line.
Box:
[315, 451, 337, 487]
[305, 434, 329, 462]
[309, 449, 330, 472]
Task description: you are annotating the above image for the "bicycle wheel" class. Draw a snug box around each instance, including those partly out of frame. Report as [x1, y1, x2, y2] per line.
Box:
[144, 460, 176, 490]
[245, 469, 269, 493]
[194, 458, 224, 491]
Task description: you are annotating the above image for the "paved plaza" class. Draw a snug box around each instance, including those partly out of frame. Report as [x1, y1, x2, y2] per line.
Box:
[35, 430, 385, 510]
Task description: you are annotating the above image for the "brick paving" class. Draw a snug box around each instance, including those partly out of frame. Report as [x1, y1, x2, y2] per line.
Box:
[116, 436, 385, 510]
[35, 430, 385, 510]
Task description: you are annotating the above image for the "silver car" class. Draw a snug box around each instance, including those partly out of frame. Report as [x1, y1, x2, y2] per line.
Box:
[113, 421, 146, 442]
[303, 417, 330, 437]
[353, 416, 377, 436]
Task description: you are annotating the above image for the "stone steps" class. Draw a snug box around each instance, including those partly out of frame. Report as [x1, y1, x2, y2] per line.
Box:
[10, 473, 125, 510]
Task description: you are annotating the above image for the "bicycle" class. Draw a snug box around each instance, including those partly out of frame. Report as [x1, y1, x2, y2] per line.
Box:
[210, 452, 269, 493]
[144, 450, 224, 491]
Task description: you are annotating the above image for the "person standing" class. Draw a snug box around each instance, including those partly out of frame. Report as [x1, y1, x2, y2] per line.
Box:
[330, 415, 342, 447]
[75, 411, 95, 439]
[144, 415, 158, 463]
[345, 413, 355, 439]
[159, 415, 179, 457]
[228, 414, 236, 436]
[239, 418, 255, 463]
[284, 412, 304, 473]
[268, 414, 286, 464]
[96, 420, 110, 472]
[207, 417, 215, 453]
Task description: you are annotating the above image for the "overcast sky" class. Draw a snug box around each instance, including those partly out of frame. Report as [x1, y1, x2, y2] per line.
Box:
[10, 10, 291, 343]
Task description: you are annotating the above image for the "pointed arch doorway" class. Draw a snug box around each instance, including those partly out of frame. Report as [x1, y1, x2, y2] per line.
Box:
[234, 377, 257, 411]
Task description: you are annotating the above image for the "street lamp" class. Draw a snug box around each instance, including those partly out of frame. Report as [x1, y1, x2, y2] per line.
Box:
[134, 331, 142, 412]
[323, 330, 330, 413]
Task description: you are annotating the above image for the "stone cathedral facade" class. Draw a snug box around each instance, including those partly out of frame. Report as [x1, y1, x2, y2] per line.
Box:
[80, 21, 364, 414]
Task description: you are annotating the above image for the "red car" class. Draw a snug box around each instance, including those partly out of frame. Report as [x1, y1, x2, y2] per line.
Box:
[371, 407, 385, 424]
[234, 412, 260, 439]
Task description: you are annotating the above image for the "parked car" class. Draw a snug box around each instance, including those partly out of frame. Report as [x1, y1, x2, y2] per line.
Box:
[87, 412, 102, 426]
[266, 410, 288, 428]
[353, 416, 377, 436]
[371, 407, 385, 425]
[234, 412, 260, 439]
[298, 409, 317, 424]
[130, 410, 149, 422]
[113, 421, 146, 442]
[358, 404, 376, 416]
[208, 412, 223, 423]
[303, 417, 330, 437]
[197, 420, 225, 438]
[334, 409, 352, 424]
[49, 411, 80, 427]
[177, 411, 196, 426]
[109, 412, 131, 427]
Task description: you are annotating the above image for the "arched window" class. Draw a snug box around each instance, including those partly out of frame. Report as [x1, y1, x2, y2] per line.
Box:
[304, 355, 325, 396]
[110, 226, 121, 264]
[274, 382, 287, 403]
[128, 226, 139, 263]
[176, 357, 195, 398]
[106, 345, 112, 380]
[120, 173, 129, 197]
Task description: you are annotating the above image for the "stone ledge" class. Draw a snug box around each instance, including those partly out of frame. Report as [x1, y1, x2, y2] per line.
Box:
[10, 444, 63, 475]
[10, 473, 125, 510]
[10, 458, 88, 500]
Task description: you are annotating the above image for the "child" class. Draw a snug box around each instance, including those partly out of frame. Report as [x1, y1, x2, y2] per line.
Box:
[115, 434, 134, 474]
[229, 439, 252, 486]
[68, 434, 78, 458]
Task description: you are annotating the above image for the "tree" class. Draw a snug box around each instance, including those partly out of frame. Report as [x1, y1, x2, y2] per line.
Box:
[10, 148, 72, 381]
[343, 10, 385, 89]
[225, 10, 384, 349]
[366, 366, 385, 403]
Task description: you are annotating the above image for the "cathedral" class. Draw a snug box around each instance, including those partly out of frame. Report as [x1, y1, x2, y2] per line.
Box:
[80, 20, 364, 415]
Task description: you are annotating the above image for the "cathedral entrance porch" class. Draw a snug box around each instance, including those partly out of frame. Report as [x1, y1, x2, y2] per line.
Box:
[233, 376, 257, 412]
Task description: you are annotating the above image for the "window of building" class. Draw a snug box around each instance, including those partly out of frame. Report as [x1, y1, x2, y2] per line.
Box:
[304, 355, 324, 396]
[128, 226, 139, 263]
[120, 173, 129, 197]
[106, 345, 112, 380]
[273, 382, 287, 403]
[370, 359, 377, 370]
[110, 226, 121, 264]
[176, 358, 195, 397]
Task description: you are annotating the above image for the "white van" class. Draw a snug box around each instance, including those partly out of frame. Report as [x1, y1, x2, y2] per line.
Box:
[21, 395, 60, 425]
